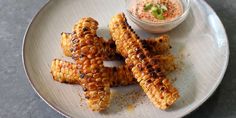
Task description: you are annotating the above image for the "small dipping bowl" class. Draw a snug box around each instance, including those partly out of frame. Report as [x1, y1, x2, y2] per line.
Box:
[126, 0, 191, 33]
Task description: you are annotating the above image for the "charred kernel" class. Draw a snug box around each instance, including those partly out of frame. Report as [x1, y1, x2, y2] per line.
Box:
[80, 73, 85, 78]
[150, 71, 157, 78]
[155, 68, 161, 73]
[72, 54, 79, 60]
[64, 81, 69, 83]
[83, 87, 88, 91]
[103, 42, 106, 47]
[137, 63, 142, 68]
[70, 48, 74, 52]
[122, 22, 126, 26]
[147, 64, 152, 69]
[130, 28, 134, 31]
[128, 25, 131, 28]
[160, 86, 166, 91]
[137, 53, 145, 60]
[141, 40, 147, 46]
[112, 67, 117, 71]
[109, 42, 116, 49]
[153, 59, 159, 64]
[139, 67, 143, 71]
[114, 23, 119, 28]
[85, 19, 90, 22]
[99, 87, 104, 91]
[83, 27, 89, 31]
[141, 60, 148, 66]
[85, 95, 90, 99]
[72, 38, 79, 44]
[147, 79, 152, 83]
[136, 34, 140, 39]
[148, 67, 154, 72]
[157, 73, 164, 77]
[137, 64, 143, 71]
[79, 54, 85, 58]
[134, 48, 141, 54]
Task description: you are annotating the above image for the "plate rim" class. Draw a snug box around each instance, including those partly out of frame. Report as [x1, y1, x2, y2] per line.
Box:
[21, 0, 70, 117]
[21, 0, 229, 117]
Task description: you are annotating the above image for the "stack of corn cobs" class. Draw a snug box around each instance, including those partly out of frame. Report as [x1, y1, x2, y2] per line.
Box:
[50, 13, 179, 111]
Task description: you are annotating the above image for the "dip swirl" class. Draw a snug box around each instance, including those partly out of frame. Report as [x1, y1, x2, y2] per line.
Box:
[130, 0, 183, 23]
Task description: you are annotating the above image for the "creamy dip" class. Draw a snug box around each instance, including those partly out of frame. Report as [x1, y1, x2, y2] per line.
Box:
[130, 0, 183, 23]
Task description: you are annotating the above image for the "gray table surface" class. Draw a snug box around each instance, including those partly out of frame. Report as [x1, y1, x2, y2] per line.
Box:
[0, 0, 235, 117]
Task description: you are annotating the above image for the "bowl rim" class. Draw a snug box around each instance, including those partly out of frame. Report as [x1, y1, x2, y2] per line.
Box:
[126, 0, 191, 26]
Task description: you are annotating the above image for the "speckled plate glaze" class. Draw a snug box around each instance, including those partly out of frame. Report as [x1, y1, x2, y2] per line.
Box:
[22, 0, 229, 117]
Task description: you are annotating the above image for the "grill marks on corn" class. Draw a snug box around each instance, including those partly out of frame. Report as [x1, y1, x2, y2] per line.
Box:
[70, 17, 111, 111]
[61, 32, 171, 60]
[109, 13, 179, 110]
[53, 14, 178, 110]
[50, 59, 136, 87]
[112, 14, 160, 84]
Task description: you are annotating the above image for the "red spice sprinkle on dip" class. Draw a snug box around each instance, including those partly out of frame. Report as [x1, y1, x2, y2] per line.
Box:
[130, 0, 183, 23]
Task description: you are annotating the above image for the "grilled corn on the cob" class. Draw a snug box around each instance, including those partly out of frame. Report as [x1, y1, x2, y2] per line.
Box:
[109, 13, 179, 110]
[50, 59, 135, 86]
[71, 17, 110, 111]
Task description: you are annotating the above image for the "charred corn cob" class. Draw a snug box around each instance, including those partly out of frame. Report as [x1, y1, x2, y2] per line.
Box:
[50, 59, 135, 86]
[60, 33, 171, 58]
[109, 13, 179, 110]
[71, 17, 110, 111]
[50, 54, 176, 85]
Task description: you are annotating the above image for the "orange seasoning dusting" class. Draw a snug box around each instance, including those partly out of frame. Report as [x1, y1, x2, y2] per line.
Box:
[130, 0, 183, 23]
[127, 104, 135, 112]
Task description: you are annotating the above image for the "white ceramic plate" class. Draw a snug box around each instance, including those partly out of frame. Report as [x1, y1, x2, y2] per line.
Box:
[22, 0, 229, 117]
